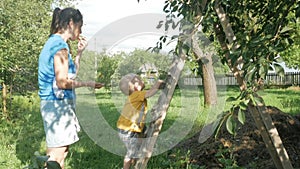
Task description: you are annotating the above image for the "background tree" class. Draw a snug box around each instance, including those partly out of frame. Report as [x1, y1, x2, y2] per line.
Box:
[0, 0, 77, 119]
[280, 15, 300, 69]
[78, 48, 173, 91]
[114, 49, 173, 80]
[96, 52, 121, 90]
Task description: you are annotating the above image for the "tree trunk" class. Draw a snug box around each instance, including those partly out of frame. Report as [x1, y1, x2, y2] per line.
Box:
[214, 1, 246, 91]
[192, 35, 217, 106]
[2, 82, 7, 119]
[201, 60, 217, 106]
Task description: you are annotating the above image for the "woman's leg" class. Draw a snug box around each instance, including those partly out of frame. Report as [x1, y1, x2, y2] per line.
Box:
[123, 157, 132, 169]
[47, 146, 69, 169]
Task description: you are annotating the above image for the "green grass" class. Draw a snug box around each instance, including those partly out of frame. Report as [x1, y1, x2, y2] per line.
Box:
[258, 87, 300, 115]
[0, 86, 300, 169]
[0, 92, 45, 169]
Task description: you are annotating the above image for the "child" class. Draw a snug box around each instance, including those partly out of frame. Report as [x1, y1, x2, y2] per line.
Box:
[117, 73, 164, 169]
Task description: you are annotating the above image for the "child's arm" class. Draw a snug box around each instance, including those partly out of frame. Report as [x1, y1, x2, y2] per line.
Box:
[145, 80, 165, 98]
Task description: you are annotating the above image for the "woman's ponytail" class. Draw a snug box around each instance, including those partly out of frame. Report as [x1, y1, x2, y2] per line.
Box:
[50, 8, 61, 36]
[49, 7, 83, 36]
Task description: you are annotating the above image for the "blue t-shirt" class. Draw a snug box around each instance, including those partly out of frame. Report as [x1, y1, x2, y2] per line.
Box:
[38, 34, 76, 100]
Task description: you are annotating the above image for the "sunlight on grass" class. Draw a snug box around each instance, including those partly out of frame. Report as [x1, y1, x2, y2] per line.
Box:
[258, 87, 300, 115]
[1, 87, 300, 168]
[0, 93, 43, 169]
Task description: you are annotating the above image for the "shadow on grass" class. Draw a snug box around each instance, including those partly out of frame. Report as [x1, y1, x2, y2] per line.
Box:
[11, 86, 210, 168]
[66, 131, 123, 169]
[9, 95, 45, 167]
[11, 91, 122, 169]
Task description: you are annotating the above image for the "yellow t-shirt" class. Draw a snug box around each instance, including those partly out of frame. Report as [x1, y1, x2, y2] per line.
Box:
[117, 91, 147, 133]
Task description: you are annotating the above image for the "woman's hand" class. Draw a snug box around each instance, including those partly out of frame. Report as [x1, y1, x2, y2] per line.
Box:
[85, 81, 105, 89]
[75, 36, 88, 72]
[94, 82, 105, 89]
[77, 36, 88, 54]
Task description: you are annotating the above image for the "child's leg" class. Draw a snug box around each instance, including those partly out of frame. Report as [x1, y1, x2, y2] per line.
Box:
[118, 130, 139, 169]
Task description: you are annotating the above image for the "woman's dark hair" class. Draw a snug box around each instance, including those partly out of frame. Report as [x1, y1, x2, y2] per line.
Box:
[50, 7, 83, 35]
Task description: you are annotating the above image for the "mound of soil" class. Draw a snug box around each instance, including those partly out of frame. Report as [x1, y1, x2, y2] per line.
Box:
[175, 106, 300, 168]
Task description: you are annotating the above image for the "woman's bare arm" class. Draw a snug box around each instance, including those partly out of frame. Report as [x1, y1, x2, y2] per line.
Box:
[54, 49, 104, 89]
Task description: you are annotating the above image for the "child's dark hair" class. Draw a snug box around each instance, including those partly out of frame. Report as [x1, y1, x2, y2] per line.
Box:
[50, 7, 83, 36]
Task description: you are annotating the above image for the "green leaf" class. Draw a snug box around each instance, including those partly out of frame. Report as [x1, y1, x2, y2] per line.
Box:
[182, 43, 191, 55]
[249, 94, 257, 106]
[238, 109, 246, 125]
[171, 35, 179, 40]
[226, 115, 235, 135]
[47, 161, 62, 169]
[172, 5, 179, 12]
[274, 57, 284, 63]
[163, 3, 169, 11]
[34, 155, 49, 169]
[245, 66, 256, 82]
[239, 101, 248, 110]
[171, 0, 177, 7]
[259, 64, 268, 79]
[273, 63, 285, 77]
[254, 96, 264, 105]
[280, 26, 293, 33]
[36, 155, 49, 162]
[226, 96, 236, 102]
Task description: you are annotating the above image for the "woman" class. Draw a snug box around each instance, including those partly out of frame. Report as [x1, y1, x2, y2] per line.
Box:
[38, 7, 103, 168]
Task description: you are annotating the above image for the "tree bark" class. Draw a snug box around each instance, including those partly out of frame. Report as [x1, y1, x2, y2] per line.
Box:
[213, 1, 246, 91]
[192, 35, 217, 106]
[2, 82, 7, 119]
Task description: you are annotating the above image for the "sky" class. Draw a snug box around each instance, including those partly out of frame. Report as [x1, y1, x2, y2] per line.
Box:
[74, 0, 174, 53]
[75, 0, 165, 39]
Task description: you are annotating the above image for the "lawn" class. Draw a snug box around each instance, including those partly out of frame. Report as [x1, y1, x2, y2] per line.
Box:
[0, 86, 299, 169]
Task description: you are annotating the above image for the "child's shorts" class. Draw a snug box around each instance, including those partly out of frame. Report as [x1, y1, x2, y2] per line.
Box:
[118, 129, 142, 159]
[40, 99, 80, 147]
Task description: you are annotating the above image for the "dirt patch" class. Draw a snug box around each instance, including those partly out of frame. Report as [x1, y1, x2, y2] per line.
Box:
[175, 106, 300, 168]
[287, 86, 300, 91]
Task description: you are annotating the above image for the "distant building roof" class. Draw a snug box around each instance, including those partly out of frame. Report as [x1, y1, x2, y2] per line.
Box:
[139, 63, 158, 73]
[269, 62, 300, 73]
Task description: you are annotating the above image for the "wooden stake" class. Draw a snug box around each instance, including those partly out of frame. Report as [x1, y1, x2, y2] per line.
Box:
[134, 57, 185, 169]
[249, 104, 293, 169]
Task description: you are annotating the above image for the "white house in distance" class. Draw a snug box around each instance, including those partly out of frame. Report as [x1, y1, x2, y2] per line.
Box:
[268, 62, 300, 74]
[139, 63, 159, 84]
[265, 62, 300, 86]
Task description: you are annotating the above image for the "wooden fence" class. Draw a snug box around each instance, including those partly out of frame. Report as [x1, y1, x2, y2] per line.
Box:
[183, 72, 300, 86]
